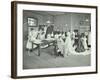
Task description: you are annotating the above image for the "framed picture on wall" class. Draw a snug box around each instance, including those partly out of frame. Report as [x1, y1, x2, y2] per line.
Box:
[27, 17, 38, 27]
[11, 1, 98, 78]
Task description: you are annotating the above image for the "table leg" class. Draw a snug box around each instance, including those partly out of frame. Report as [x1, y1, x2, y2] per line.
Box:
[38, 45, 40, 56]
[54, 41, 57, 56]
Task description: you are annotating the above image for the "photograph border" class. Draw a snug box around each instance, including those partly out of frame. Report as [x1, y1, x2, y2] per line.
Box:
[11, 1, 98, 78]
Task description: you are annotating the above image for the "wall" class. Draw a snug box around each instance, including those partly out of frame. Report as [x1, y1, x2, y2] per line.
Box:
[23, 10, 54, 39]
[54, 14, 71, 32]
[0, 0, 100, 80]
[23, 10, 44, 39]
[23, 10, 90, 34]
[71, 13, 80, 30]
[54, 13, 90, 33]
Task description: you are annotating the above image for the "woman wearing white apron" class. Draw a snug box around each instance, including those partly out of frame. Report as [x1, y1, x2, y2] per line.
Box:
[26, 30, 33, 50]
[82, 34, 88, 50]
[65, 31, 75, 56]
[71, 31, 75, 47]
[57, 36, 65, 57]
[54, 33, 59, 39]
[26, 29, 38, 55]
[37, 28, 48, 48]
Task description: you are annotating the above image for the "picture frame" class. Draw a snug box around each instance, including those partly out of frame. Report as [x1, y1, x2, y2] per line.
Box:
[27, 17, 38, 27]
[11, 1, 98, 78]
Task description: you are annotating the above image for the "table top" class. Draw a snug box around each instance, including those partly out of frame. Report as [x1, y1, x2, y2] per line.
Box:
[33, 38, 56, 45]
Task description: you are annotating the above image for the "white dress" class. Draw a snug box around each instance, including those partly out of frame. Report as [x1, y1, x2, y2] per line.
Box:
[57, 37, 65, 54]
[38, 33, 45, 40]
[26, 31, 33, 50]
[65, 32, 75, 55]
[26, 40, 32, 50]
[63, 32, 90, 56]
[62, 33, 65, 39]
[55, 34, 59, 39]
[51, 32, 54, 38]
[71, 32, 75, 46]
[26, 30, 38, 49]
[58, 33, 62, 37]
[47, 34, 51, 39]
[44, 27, 47, 33]
[88, 32, 91, 45]
[82, 37, 88, 50]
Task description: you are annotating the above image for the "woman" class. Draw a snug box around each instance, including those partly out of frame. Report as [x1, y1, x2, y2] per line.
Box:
[82, 33, 88, 50]
[45, 24, 54, 38]
[75, 33, 85, 52]
[56, 34, 65, 57]
[26, 29, 33, 51]
[71, 31, 75, 47]
[65, 31, 75, 56]
[37, 28, 45, 40]
[61, 32, 66, 39]
[26, 28, 38, 55]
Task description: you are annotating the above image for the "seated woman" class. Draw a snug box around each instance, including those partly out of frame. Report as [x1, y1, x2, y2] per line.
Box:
[75, 33, 85, 52]
[56, 35, 65, 57]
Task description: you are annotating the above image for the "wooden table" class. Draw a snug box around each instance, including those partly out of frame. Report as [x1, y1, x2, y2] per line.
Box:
[32, 39, 57, 56]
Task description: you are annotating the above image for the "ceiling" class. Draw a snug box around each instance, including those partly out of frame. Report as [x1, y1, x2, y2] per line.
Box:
[25, 10, 68, 16]
[24, 10, 90, 16]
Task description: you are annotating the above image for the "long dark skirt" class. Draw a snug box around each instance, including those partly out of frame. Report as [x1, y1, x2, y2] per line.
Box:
[75, 39, 85, 52]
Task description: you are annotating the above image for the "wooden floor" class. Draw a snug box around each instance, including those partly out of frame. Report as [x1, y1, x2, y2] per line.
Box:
[23, 43, 91, 69]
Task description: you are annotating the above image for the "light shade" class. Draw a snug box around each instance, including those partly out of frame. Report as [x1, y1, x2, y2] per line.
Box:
[46, 20, 51, 24]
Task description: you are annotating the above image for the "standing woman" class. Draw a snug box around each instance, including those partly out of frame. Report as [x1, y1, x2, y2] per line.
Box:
[71, 31, 75, 47]
[37, 28, 45, 40]
[82, 33, 88, 50]
[65, 31, 75, 56]
[45, 24, 54, 38]
[26, 28, 38, 55]
[73, 30, 79, 47]
[26, 28, 33, 51]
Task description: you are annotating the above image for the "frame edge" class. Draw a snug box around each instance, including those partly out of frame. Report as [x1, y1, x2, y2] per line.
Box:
[11, 1, 17, 78]
[11, 1, 98, 78]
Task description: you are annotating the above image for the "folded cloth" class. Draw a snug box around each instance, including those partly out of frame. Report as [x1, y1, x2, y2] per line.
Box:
[40, 40, 49, 48]
[40, 45, 48, 48]
[33, 40, 42, 44]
